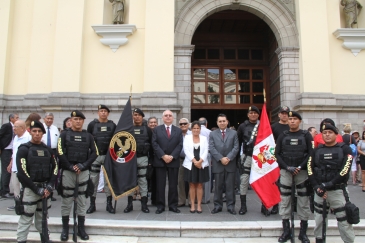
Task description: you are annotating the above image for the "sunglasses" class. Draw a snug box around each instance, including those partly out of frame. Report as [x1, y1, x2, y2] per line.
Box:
[179, 123, 188, 126]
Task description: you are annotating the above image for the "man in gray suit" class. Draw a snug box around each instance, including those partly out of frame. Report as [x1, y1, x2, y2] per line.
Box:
[209, 114, 239, 214]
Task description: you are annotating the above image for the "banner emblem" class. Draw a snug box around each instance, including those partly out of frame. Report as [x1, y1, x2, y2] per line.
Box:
[109, 131, 136, 163]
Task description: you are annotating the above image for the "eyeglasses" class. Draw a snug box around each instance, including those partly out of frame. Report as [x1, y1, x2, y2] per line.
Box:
[164, 114, 172, 117]
[179, 123, 188, 126]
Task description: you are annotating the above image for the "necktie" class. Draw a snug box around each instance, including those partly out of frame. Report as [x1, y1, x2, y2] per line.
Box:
[166, 126, 170, 138]
[47, 127, 51, 147]
[222, 131, 225, 140]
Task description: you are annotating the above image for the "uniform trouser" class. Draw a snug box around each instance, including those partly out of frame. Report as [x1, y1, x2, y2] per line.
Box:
[17, 187, 51, 242]
[129, 156, 148, 197]
[90, 155, 111, 197]
[178, 158, 186, 205]
[279, 169, 310, 220]
[240, 155, 252, 195]
[10, 172, 21, 197]
[61, 170, 89, 216]
[314, 189, 355, 243]
[0, 149, 12, 195]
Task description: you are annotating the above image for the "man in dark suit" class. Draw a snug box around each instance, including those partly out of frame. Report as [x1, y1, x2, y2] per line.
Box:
[152, 110, 183, 214]
[209, 113, 239, 215]
[0, 113, 19, 198]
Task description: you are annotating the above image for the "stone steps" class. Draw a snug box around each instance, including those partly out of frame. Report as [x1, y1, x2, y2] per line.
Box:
[1, 215, 364, 240]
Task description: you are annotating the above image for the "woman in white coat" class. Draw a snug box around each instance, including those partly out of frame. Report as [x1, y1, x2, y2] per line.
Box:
[183, 121, 210, 213]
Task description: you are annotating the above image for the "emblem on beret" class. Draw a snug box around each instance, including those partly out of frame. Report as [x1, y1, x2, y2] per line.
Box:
[72, 111, 76, 117]
[289, 112, 292, 116]
[31, 121, 34, 126]
[282, 106, 288, 111]
[99, 105, 101, 109]
[322, 125, 326, 130]
[249, 107, 251, 111]
[134, 109, 137, 112]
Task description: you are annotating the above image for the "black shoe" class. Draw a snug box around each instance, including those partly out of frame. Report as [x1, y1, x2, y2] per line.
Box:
[169, 207, 180, 213]
[40, 233, 53, 243]
[228, 208, 236, 215]
[315, 238, 323, 243]
[87, 196, 96, 214]
[261, 204, 270, 217]
[7, 205, 15, 211]
[77, 216, 89, 240]
[298, 220, 310, 243]
[2, 193, 13, 199]
[271, 204, 279, 215]
[124, 196, 133, 213]
[190, 209, 196, 213]
[141, 196, 150, 213]
[278, 219, 291, 242]
[106, 196, 116, 214]
[239, 195, 247, 215]
[211, 208, 222, 214]
[197, 210, 202, 214]
[60, 216, 69, 241]
[155, 208, 165, 214]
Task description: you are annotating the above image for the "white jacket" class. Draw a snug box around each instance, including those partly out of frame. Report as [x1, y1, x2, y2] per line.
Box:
[182, 134, 209, 170]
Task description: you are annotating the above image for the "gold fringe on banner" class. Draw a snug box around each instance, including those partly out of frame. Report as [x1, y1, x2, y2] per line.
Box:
[102, 166, 139, 200]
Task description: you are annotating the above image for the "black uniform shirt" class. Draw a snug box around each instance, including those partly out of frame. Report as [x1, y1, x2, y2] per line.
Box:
[57, 129, 98, 171]
[237, 120, 259, 154]
[86, 119, 116, 135]
[16, 142, 58, 194]
[271, 122, 289, 142]
[275, 130, 314, 170]
[308, 143, 352, 188]
[134, 125, 153, 153]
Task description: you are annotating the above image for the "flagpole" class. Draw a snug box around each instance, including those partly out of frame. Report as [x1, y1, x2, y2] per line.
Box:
[263, 89, 266, 103]
[130, 85, 132, 100]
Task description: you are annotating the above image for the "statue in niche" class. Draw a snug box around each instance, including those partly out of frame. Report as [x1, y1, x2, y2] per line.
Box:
[341, 0, 362, 28]
[110, 0, 125, 24]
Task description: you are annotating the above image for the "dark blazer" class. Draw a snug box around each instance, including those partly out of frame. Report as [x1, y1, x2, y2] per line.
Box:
[209, 128, 239, 173]
[152, 124, 183, 168]
[0, 122, 13, 150]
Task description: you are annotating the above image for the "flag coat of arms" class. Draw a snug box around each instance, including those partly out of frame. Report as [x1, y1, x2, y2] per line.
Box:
[249, 103, 281, 208]
[103, 98, 138, 199]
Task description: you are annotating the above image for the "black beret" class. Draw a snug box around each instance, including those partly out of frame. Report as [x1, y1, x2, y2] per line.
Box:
[30, 120, 46, 134]
[98, 104, 110, 113]
[248, 105, 260, 115]
[279, 105, 290, 113]
[322, 124, 338, 134]
[288, 111, 302, 120]
[71, 110, 86, 119]
[133, 108, 145, 117]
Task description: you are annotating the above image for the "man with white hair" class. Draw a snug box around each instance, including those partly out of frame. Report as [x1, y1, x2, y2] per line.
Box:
[178, 118, 191, 207]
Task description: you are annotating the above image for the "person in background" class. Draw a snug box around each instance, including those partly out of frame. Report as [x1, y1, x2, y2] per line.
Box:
[357, 131, 365, 192]
[342, 125, 357, 185]
[178, 118, 190, 207]
[352, 131, 361, 184]
[147, 116, 158, 205]
[62, 117, 72, 132]
[25, 113, 41, 132]
[313, 118, 343, 148]
[183, 121, 209, 213]
[307, 127, 318, 138]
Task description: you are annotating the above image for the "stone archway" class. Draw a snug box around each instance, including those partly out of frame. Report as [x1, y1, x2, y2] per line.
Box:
[174, 0, 300, 121]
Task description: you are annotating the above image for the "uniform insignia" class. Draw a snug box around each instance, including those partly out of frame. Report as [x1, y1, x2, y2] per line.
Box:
[109, 131, 136, 163]
[101, 126, 107, 132]
[99, 105, 101, 109]
[282, 106, 288, 111]
[289, 112, 292, 116]
[31, 121, 34, 126]
[249, 107, 251, 111]
[72, 111, 76, 117]
[37, 150, 45, 156]
[322, 125, 325, 130]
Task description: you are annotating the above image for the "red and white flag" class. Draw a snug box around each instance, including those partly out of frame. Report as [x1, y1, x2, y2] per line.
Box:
[249, 103, 281, 208]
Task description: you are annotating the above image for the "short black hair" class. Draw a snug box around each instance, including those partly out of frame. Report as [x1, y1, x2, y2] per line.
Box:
[199, 117, 207, 125]
[217, 113, 227, 120]
[191, 121, 201, 129]
[307, 127, 315, 132]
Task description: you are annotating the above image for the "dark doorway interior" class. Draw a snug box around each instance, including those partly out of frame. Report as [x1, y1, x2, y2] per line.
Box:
[191, 109, 257, 130]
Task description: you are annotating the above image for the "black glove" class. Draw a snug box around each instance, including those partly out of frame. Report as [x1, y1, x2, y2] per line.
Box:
[322, 182, 333, 189]
[76, 163, 86, 171]
[68, 165, 76, 172]
[314, 185, 326, 197]
[287, 166, 296, 174]
[36, 188, 45, 197]
[46, 184, 53, 193]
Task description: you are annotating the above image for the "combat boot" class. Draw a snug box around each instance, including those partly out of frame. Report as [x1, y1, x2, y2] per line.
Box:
[77, 216, 89, 240]
[40, 233, 53, 243]
[106, 196, 116, 214]
[271, 204, 279, 214]
[261, 204, 270, 216]
[239, 195, 247, 215]
[124, 196, 133, 213]
[60, 216, 69, 241]
[86, 196, 96, 214]
[18, 241, 26, 243]
[315, 239, 323, 243]
[278, 219, 291, 242]
[141, 196, 150, 213]
[298, 220, 310, 243]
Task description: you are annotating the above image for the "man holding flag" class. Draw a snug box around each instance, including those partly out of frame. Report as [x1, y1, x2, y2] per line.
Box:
[275, 111, 313, 243]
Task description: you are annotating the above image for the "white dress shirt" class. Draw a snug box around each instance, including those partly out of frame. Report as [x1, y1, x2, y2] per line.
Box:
[12, 131, 31, 172]
[42, 123, 60, 149]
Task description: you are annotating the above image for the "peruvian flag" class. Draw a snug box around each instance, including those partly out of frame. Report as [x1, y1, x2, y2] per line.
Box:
[249, 103, 281, 208]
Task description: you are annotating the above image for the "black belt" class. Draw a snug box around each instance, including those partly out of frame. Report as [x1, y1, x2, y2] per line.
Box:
[328, 183, 347, 191]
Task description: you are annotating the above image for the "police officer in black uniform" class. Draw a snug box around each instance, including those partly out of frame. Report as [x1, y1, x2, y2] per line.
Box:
[58, 110, 98, 241]
[308, 124, 355, 243]
[16, 120, 58, 243]
[275, 111, 313, 243]
[236, 105, 269, 216]
[124, 108, 152, 213]
[86, 105, 116, 214]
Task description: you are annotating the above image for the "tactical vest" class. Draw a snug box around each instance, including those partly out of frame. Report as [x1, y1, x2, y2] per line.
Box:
[92, 119, 115, 155]
[242, 120, 258, 155]
[134, 125, 150, 157]
[280, 130, 308, 166]
[314, 143, 345, 184]
[65, 130, 90, 164]
[21, 142, 52, 182]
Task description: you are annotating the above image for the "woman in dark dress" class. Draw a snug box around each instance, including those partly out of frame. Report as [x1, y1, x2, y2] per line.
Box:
[183, 121, 209, 213]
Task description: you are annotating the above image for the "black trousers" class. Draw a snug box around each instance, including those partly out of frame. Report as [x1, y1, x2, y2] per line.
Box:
[213, 170, 235, 210]
[1, 149, 12, 195]
[155, 167, 179, 209]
